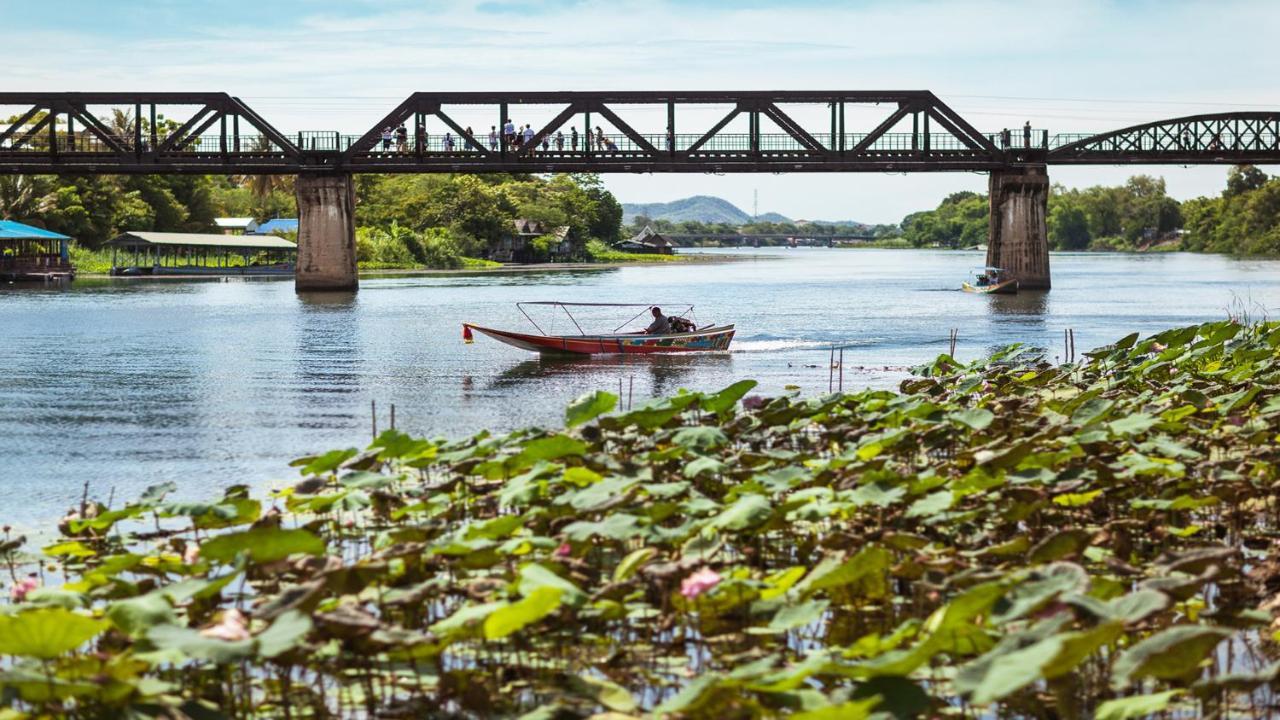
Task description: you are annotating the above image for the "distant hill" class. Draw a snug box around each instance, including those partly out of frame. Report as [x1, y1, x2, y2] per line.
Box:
[756, 212, 791, 223]
[622, 196, 790, 225]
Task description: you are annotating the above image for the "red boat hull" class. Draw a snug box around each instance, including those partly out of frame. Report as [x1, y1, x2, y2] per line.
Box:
[464, 323, 735, 355]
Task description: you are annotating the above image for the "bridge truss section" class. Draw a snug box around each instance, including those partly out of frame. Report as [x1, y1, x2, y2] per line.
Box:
[0, 93, 302, 174]
[1049, 112, 1280, 165]
[338, 91, 1010, 173]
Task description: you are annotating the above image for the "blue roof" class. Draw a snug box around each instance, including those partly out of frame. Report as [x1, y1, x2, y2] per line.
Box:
[254, 219, 298, 235]
[0, 220, 71, 240]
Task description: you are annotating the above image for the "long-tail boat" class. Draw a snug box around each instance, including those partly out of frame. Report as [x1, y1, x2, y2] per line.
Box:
[463, 302, 735, 355]
[962, 266, 1019, 294]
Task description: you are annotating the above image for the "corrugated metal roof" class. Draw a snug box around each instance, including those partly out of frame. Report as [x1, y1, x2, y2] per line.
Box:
[0, 220, 71, 241]
[110, 232, 297, 250]
[254, 219, 298, 234]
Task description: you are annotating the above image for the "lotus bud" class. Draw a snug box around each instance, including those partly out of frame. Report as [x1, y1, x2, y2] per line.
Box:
[680, 567, 722, 599]
[200, 608, 251, 641]
[9, 576, 39, 602]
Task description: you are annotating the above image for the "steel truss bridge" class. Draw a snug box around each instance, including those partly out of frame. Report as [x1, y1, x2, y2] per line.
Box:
[1, 91, 1278, 175]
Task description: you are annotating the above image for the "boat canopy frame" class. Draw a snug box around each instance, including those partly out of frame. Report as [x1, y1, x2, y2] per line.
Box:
[514, 301, 696, 336]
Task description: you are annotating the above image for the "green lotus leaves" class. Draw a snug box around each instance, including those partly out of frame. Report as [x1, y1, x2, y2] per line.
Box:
[0, 609, 106, 659]
[4, 322, 1279, 717]
[948, 407, 995, 430]
[1112, 625, 1233, 687]
[701, 379, 759, 415]
[483, 587, 563, 640]
[197, 527, 326, 565]
[565, 389, 618, 427]
[1095, 690, 1180, 720]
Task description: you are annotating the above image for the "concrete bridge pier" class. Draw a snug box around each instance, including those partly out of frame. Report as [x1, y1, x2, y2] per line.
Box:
[295, 172, 358, 292]
[986, 165, 1050, 290]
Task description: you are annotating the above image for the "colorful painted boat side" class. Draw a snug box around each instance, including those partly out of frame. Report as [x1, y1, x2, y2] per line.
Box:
[962, 279, 1019, 294]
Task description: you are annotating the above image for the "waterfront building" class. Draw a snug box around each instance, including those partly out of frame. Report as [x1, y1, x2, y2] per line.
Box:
[491, 219, 577, 263]
[0, 220, 74, 281]
[107, 231, 297, 276]
[214, 217, 259, 235]
[616, 225, 676, 255]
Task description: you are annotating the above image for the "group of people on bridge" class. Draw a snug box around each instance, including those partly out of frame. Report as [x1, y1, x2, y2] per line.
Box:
[376, 121, 672, 155]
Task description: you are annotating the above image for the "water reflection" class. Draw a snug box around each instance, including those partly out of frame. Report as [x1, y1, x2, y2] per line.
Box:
[985, 290, 1049, 317]
[487, 352, 732, 394]
[292, 290, 363, 429]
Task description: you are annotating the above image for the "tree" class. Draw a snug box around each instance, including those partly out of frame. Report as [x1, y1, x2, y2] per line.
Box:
[1049, 200, 1090, 250]
[1225, 165, 1268, 198]
[0, 176, 56, 221]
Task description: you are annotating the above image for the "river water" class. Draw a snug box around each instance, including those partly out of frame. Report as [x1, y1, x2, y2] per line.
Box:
[2, 248, 1278, 528]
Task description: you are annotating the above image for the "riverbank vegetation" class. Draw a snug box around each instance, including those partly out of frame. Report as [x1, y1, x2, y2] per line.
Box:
[3, 320, 1279, 717]
[7, 164, 1280, 264]
[627, 216, 902, 245]
[901, 165, 1280, 255]
[0, 172, 626, 269]
[584, 238, 685, 263]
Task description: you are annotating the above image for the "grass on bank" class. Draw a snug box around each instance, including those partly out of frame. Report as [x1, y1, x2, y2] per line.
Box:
[3, 320, 1280, 718]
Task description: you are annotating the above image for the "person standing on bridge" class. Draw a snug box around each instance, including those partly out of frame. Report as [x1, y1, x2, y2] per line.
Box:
[380, 126, 393, 152]
[595, 126, 605, 151]
[571, 127, 579, 151]
[1023, 121, 1031, 148]
[489, 126, 499, 151]
[395, 124, 408, 153]
[444, 132, 455, 152]
[523, 124, 535, 152]
[665, 126, 674, 152]
[503, 119, 516, 148]
[555, 130, 565, 151]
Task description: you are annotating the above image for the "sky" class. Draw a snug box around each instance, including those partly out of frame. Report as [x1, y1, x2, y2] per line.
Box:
[4, 0, 1279, 223]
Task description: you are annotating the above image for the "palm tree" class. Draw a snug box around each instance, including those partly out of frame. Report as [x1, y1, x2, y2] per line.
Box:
[106, 108, 136, 145]
[0, 176, 55, 220]
[234, 136, 295, 204]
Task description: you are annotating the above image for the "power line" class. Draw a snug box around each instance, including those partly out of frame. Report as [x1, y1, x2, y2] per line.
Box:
[952, 94, 1280, 108]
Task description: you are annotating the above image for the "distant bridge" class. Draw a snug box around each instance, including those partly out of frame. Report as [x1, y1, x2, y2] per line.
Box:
[1, 91, 1275, 292]
[664, 233, 878, 246]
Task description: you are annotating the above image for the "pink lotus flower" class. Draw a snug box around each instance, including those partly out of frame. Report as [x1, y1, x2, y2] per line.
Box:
[680, 567, 722, 599]
[9, 576, 39, 603]
[554, 542, 572, 558]
[200, 608, 250, 641]
[182, 543, 200, 565]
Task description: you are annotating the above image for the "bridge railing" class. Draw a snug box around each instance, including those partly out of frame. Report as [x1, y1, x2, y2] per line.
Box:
[0, 130, 1008, 157]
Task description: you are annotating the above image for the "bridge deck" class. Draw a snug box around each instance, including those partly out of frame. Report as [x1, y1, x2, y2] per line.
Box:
[1, 92, 1276, 174]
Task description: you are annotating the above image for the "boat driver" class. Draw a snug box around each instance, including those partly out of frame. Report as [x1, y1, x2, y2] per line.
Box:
[645, 307, 672, 334]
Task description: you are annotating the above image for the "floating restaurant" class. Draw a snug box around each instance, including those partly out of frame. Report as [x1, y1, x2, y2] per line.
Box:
[0, 220, 75, 282]
[107, 231, 297, 276]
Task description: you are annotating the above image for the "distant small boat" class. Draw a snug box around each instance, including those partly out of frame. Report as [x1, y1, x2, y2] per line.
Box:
[464, 302, 735, 355]
[962, 266, 1018, 294]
